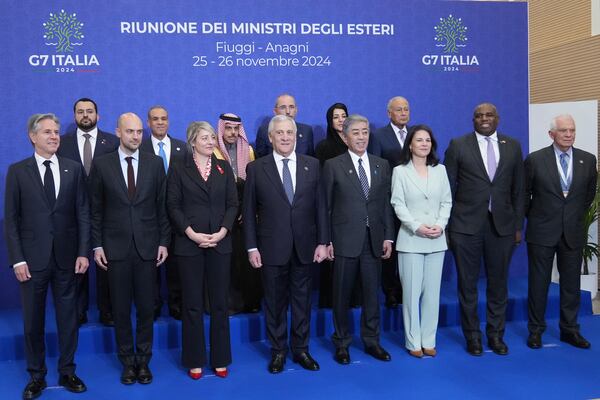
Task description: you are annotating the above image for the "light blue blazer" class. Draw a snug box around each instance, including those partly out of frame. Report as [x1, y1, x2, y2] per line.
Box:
[390, 161, 452, 253]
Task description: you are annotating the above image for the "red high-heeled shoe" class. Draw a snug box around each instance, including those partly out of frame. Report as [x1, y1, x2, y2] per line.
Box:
[214, 368, 228, 378]
[188, 369, 203, 380]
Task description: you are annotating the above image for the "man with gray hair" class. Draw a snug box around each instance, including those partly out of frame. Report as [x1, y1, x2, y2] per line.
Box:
[323, 114, 395, 365]
[5, 113, 90, 398]
[524, 114, 597, 350]
[244, 114, 328, 373]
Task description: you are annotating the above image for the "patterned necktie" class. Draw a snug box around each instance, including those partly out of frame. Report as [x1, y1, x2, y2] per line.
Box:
[560, 152, 570, 190]
[158, 141, 168, 173]
[486, 137, 497, 180]
[125, 156, 136, 200]
[282, 158, 294, 204]
[358, 158, 369, 199]
[82, 133, 92, 176]
[43, 160, 56, 208]
[400, 129, 406, 145]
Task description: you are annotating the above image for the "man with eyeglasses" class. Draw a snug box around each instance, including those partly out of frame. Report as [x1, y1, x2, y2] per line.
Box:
[255, 94, 314, 158]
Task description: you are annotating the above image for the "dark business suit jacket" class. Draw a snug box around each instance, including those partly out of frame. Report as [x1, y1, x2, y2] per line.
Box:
[139, 135, 187, 169]
[255, 122, 315, 158]
[525, 145, 597, 249]
[444, 132, 525, 236]
[167, 154, 238, 255]
[243, 154, 328, 265]
[57, 129, 120, 176]
[367, 123, 407, 168]
[322, 152, 395, 257]
[90, 151, 171, 261]
[5, 156, 90, 270]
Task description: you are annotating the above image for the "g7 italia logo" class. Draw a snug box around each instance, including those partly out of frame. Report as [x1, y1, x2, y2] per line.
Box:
[29, 9, 100, 72]
[421, 15, 479, 72]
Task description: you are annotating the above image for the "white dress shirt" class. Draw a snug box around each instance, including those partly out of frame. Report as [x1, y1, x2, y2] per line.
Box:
[118, 147, 139, 186]
[348, 149, 371, 186]
[391, 123, 408, 148]
[34, 152, 60, 197]
[475, 131, 500, 175]
[272, 150, 297, 192]
[553, 144, 573, 194]
[151, 134, 171, 167]
[77, 127, 98, 159]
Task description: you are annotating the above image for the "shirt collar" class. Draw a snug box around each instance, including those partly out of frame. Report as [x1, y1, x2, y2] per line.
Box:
[475, 131, 498, 142]
[273, 150, 296, 163]
[151, 134, 170, 148]
[34, 152, 58, 166]
[552, 144, 573, 158]
[347, 149, 368, 164]
[118, 147, 139, 161]
[77, 126, 98, 139]
[390, 122, 407, 135]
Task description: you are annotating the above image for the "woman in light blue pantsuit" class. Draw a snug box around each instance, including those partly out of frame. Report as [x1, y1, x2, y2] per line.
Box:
[390, 125, 452, 358]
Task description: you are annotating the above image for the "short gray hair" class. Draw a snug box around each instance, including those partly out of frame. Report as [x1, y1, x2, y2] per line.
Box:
[267, 115, 297, 135]
[549, 114, 575, 131]
[28, 113, 60, 134]
[386, 96, 408, 112]
[342, 114, 369, 136]
[186, 121, 216, 152]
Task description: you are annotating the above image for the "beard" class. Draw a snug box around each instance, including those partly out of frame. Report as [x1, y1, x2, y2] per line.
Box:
[76, 117, 97, 132]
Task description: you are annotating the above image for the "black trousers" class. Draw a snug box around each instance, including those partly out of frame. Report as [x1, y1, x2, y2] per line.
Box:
[21, 251, 78, 379]
[96, 262, 112, 315]
[332, 228, 382, 349]
[527, 236, 582, 335]
[154, 248, 181, 314]
[108, 244, 156, 367]
[261, 249, 312, 356]
[450, 213, 515, 341]
[179, 251, 231, 369]
[229, 221, 262, 314]
[381, 216, 402, 301]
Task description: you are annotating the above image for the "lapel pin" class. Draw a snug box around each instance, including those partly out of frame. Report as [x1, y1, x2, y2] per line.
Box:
[299, 134, 303, 138]
[579, 160, 583, 164]
[64, 169, 69, 172]
[101, 139, 106, 145]
[216, 164, 224, 175]
[176, 147, 181, 151]
[349, 169, 353, 174]
[304, 166, 308, 171]
[500, 140, 506, 144]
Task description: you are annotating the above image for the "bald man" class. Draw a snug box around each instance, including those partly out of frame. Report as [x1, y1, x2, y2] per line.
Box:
[90, 113, 170, 385]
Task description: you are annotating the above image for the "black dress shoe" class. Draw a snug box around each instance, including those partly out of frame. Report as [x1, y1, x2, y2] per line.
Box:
[385, 295, 399, 309]
[268, 353, 286, 374]
[120, 366, 137, 385]
[365, 345, 391, 361]
[527, 332, 542, 349]
[100, 312, 115, 327]
[59, 374, 87, 393]
[488, 337, 509, 355]
[560, 331, 591, 349]
[137, 364, 153, 384]
[23, 378, 46, 399]
[466, 338, 483, 356]
[334, 347, 350, 365]
[78, 313, 88, 327]
[292, 352, 320, 371]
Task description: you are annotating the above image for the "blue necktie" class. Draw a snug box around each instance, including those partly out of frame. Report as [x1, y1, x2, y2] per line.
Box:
[282, 158, 294, 204]
[158, 142, 168, 173]
[560, 152, 570, 191]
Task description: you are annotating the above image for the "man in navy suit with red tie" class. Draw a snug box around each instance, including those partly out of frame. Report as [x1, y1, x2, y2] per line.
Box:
[57, 98, 119, 326]
[5, 113, 89, 399]
[244, 115, 328, 374]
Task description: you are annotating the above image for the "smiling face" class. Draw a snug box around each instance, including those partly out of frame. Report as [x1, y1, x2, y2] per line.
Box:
[147, 107, 169, 140]
[343, 121, 369, 156]
[268, 119, 296, 157]
[473, 103, 499, 136]
[30, 118, 60, 158]
[409, 129, 432, 159]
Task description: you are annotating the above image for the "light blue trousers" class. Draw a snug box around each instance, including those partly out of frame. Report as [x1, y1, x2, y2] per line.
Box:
[398, 251, 445, 351]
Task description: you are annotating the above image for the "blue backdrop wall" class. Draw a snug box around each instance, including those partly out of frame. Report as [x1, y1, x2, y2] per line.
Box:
[0, 0, 528, 309]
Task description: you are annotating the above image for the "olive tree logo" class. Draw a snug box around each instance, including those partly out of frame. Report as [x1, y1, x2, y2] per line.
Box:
[434, 15, 467, 53]
[43, 10, 84, 53]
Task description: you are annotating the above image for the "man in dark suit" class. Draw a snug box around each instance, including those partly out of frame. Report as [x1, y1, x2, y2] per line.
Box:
[140, 105, 186, 320]
[255, 94, 314, 157]
[244, 115, 328, 374]
[444, 103, 524, 356]
[5, 113, 89, 399]
[323, 114, 395, 365]
[525, 114, 597, 350]
[91, 113, 170, 385]
[367, 96, 411, 308]
[57, 97, 119, 327]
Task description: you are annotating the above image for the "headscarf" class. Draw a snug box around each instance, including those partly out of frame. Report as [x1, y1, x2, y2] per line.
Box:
[216, 113, 251, 180]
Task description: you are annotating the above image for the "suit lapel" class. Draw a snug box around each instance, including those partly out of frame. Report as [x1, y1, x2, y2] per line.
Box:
[55, 158, 72, 206]
[108, 152, 130, 200]
[294, 156, 311, 205]
[26, 157, 50, 208]
[467, 133, 489, 181]
[341, 152, 366, 198]
[385, 124, 403, 150]
[263, 156, 289, 203]
[184, 154, 208, 194]
[567, 147, 587, 198]
[404, 161, 428, 197]
[542, 146, 564, 197]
